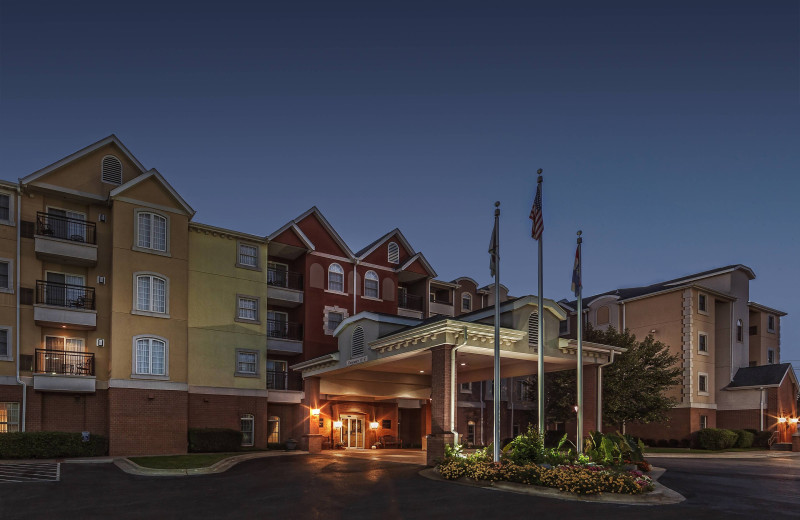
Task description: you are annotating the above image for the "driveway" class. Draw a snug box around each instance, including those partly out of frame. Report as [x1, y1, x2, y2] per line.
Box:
[0, 452, 796, 519]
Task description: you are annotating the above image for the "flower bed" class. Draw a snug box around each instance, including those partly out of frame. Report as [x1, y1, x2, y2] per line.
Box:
[437, 459, 654, 495]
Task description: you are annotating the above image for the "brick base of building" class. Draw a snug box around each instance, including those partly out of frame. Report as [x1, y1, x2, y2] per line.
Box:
[189, 393, 269, 449]
[426, 433, 454, 466]
[624, 407, 716, 442]
[108, 387, 188, 456]
[0, 384, 108, 436]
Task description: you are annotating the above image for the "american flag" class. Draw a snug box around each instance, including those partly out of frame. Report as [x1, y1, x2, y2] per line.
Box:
[529, 182, 543, 240]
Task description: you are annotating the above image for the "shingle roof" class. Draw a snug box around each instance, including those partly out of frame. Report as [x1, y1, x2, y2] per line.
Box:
[728, 363, 792, 388]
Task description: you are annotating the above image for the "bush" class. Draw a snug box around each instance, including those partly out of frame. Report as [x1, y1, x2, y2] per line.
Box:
[656, 439, 669, 448]
[584, 431, 644, 466]
[752, 430, 773, 448]
[668, 439, 679, 448]
[0, 431, 108, 459]
[188, 428, 242, 453]
[502, 425, 544, 465]
[696, 428, 738, 450]
[544, 430, 567, 448]
[732, 429, 755, 449]
[678, 438, 690, 448]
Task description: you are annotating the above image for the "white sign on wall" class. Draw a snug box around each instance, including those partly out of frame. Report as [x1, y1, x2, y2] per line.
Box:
[346, 355, 368, 366]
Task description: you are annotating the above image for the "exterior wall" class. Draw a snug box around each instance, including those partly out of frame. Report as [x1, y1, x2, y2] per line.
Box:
[625, 407, 716, 442]
[108, 387, 188, 456]
[188, 392, 269, 448]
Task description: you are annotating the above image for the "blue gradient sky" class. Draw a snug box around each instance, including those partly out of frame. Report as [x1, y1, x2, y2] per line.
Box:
[1, 1, 798, 366]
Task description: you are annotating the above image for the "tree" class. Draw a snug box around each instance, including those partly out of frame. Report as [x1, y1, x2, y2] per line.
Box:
[523, 370, 576, 425]
[586, 326, 682, 432]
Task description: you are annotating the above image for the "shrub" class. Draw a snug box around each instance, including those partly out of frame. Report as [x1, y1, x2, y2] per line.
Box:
[668, 439, 679, 448]
[584, 431, 644, 466]
[696, 428, 738, 450]
[656, 439, 669, 447]
[732, 429, 755, 449]
[0, 431, 108, 459]
[752, 430, 773, 448]
[188, 428, 243, 453]
[544, 430, 567, 448]
[502, 425, 544, 465]
[678, 438, 690, 448]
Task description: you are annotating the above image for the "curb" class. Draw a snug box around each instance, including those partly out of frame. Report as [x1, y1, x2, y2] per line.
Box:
[115, 450, 309, 477]
[645, 451, 800, 459]
[418, 467, 685, 506]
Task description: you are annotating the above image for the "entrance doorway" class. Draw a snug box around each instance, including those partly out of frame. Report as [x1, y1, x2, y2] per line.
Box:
[340, 414, 365, 449]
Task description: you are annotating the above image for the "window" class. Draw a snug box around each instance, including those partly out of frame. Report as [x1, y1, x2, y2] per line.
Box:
[460, 382, 472, 393]
[387, 242, 399, 264]
[267, 360, 288, 389]
[267, 311, 288, 338]
[0, 194, 10, 223]
[328, 263, 344, 292]
[134, 337, 166, 376]
[267, 416, 280, 444]
[323, 306, 348, 335]
[267, 262, 289, 288]
[517, 380, 533, 401]
[364, 271, 379, 299]
[45, 336, 84, 353]
[698, 293, 708, 313]
[462, 293, 472, 312]
[136, 211, 167, 252]
[101, 155, 122, 185]
[528, 312, 539, 348]
[328, 311, 344, 331]
[241, 414, 254, 446]
[351, 327, 365, 358]
[237, 242, 259, 269]
[136, 274, 167, 314]
[736, 319, 743, 342]
[236, 350, 259, 376]
[767, 315, 776, 333]
[466, 421, 476, 446]
[237, 296, 259, 322]
[698, 333, 708, 353]
[698, 373, 708, 394]
[0, 329, 8, 359]
[700, 415, 708, 430]
[0, 260, 9, 291]
[559, 319, 569, 335]
[767, 349, 775, 364]
[0, 403, 20, 433]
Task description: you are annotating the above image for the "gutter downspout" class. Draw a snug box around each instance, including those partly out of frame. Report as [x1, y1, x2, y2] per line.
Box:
[480, 380, 484, 445]
[15, 190, 25, 431]
[759, 387, 765, 431]
[596, 351, 616, 433]
[353, 260, 358, 315]
[450, 327, 469, 444]
[621, 301, 626, 331]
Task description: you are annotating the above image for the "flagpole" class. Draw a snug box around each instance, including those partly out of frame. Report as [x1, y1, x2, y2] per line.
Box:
[536, 170, 545, 435]
[493, 201, 501, 463]
[576, 230, 584, 454]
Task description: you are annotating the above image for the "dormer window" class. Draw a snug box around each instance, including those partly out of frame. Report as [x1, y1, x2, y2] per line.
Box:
[101, 155, 122, 185]
[462, 293, 472, 312]
[388, 242, 399, 264]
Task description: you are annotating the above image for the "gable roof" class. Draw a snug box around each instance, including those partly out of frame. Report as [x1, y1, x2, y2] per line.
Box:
[20, 134, 147, 185]
[270, 206, 354, 259]
[267, 222, 316, 250]
[727, 363, 796, 389]
[110, 168, 195, 217]
[356, 228, 416, 259]
[397, 252, 437, 278]
[747, 302, 788, 317]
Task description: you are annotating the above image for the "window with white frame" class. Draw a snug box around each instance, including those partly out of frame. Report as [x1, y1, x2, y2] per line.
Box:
[0, 260, 9, 291]
[323, 306, 348, 335]
[364, 271, 379, 298]
[387, 242, 399, 264]
[136, 274, 167, 314]
[767, 348, 775, 364]
[267, 415, 280, 443]
[698, 333, 708, 353]
[0, 329, 9, 359]
[736, 319, 743, 342]
[328, 263, 344, 292]
[101, 155, 123, 185]
[134, 337, 166, 376]
[698, 373, 708, 394]
[767, 315, 776, 333]
[698, 293, 708, 313]
[0, 194, 10, 223]
[328, 311, 344, 331]
[700, 414, 708, 430]
[462, 293, 472, 312]
[137, 211, 167, 252]
[45, 335, 84, 353]
[237, 242, 259, 269]
[236, 350, 259, 376]
[241, 414, 254, 446]
[0, 402, 20, 433]
[237, 296, 259, 322]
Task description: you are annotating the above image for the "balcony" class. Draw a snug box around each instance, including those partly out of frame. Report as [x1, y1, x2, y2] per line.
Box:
[398, 291, 424, 319]
[267, 319, 303, 355]
[34, 212, 98, 266]
[429, 297, 455, 317]
[32, 349, 96, 393]
[33, 280, 97, 330]
[267, 268, 303, 307]
[267, 370, 303, 403]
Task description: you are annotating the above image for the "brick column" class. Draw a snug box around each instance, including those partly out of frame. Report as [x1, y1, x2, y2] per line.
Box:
[426, 344, 454, 466]
[302, 376, 324, 453]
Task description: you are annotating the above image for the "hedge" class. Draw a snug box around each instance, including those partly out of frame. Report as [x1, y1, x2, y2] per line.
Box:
[752, 430, 773, 448]
[0, 431, 108, 459]
[732, 429, 755, 449]
[696, 428, 738, 450]
[188, 428, 243, 453]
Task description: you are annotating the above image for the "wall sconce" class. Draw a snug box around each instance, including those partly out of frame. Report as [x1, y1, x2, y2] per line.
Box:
[311, 408, 321, 417]
[369, 421, 379, 430]
[790, 418, 798, 425]
[333, 420, 343, 429]
[778, 417, 787, 423]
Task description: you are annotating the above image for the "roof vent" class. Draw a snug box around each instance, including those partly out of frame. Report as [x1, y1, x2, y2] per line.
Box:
[101, 155, 122, 185]
[388, 242, 399, 264]
[352, 327, 365, 358]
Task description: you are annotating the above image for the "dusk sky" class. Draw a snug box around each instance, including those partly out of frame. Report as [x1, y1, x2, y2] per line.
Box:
[1, 1, 798, 367]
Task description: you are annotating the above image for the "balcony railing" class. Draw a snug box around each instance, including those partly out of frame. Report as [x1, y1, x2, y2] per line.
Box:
[398, 291, 423, 311]
[267, 370, 303, 391]
[35, 349, 95, 376]
[267, 319, 303, 341]
[267, 268, 303, 291]
[36, 280, 96, 310]
[36, 212, 96, 245]
[430, 297, 452, 305]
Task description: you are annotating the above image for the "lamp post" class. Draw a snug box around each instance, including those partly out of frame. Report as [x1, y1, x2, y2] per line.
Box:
[573, 405, 579, 449]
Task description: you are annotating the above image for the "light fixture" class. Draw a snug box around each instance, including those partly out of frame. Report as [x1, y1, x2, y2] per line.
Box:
[333, 420, 343, 429]
[311, 408, 321, 417]
[778, 417, 787, 423]
[573, 405, 579, 413]
[650, 329, 657, 334]
[419, 370, 424, 373]
[369, 422, 379, 430]
[790, 418, 799, 424]
[460, 362, 466, 366]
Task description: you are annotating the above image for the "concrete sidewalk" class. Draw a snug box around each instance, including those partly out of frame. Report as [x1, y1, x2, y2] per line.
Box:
[115, 450, 308, 476]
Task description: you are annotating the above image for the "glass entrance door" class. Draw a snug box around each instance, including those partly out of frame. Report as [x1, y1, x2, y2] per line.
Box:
[339, 415, 364, 449]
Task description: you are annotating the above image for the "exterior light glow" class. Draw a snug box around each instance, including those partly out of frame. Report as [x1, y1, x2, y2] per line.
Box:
[311, 408, 321, 416]
[333, 420, 343, 429]
[419, 370, 424, 373]
[460, 362, 466, 366]
[778, 417, 787, 423]
[790, 418, 799, 424]
[369, 422, 379, 430]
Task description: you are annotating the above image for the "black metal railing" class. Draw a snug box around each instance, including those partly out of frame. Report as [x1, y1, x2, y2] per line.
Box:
[35, 349, 95, 376]
[267, 319, 303, 341]
[398, 291, 423, 311]
[36, 280, 96, 310]
[267, 370, 303, 391]
[429, 296, 452, 305]
[267, 268, 304, 291]
[36, 212, 96, 244]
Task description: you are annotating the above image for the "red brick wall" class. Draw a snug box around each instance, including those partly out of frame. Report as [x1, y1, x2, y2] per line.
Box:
[108, 388, 188, 456]
[188, 393, 268, 448]
[625, 407, 716, 441]
[0, 385, 108, 435]
[717, 409, 761, 431]
[266, 403, 305, 444]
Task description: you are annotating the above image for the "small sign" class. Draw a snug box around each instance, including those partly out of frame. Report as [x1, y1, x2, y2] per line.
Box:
[81, 431, 90, 443]
[346, 355, 368, 366]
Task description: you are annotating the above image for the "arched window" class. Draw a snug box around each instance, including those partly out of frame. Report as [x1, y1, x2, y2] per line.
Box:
[241, 414, 254, 446]
[596, 306, 610, 325]
[461, 293, 472, 312]
[101, 155, 122, 185]
[136, 211, 168, 252]
[267, 416, 280, 444]
[364, 271, 379, 298]
[328, 263, 344, 292]
[736, 319, 743, 342]
[352, 327, 365, 358]
[387, 242, 399, 264]
[134, 336, 167, 376]
[135, 274, 167, 313]
[528, 311, 539, 348]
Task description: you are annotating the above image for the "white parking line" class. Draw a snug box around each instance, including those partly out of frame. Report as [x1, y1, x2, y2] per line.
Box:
[0, 463, 60, 483]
